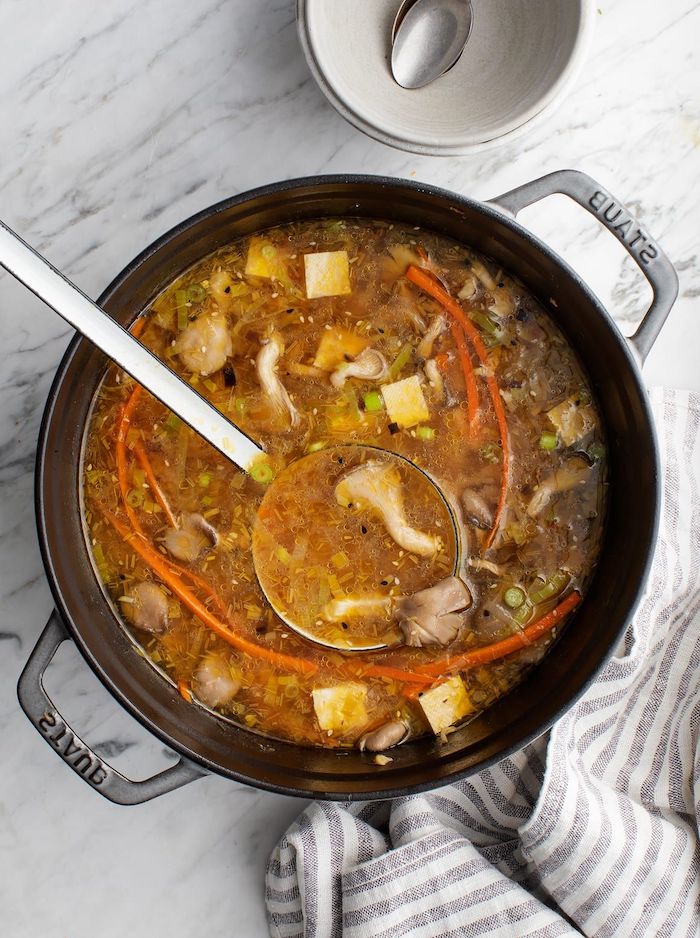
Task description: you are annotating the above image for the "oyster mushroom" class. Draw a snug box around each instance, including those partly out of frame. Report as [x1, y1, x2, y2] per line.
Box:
[194, 654, 241, 709]
[335, 460, 440, 557]
[209, 269, 237, 308]
[460, 489, 493, 530]
[395, 576, 472, 647]
[256, 332, 301, 427]
[358, 720, 410, 752]
[417, 315, 446, 359]
[330, 348, 389, 388]
[124, 581, 170, 634]
[424, 358, 445, 402]
[164, 512, 219, 563]
[527, 455, 592, 518]
[174, 312, 233, 376]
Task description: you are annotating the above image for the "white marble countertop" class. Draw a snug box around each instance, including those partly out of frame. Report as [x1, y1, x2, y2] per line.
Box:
[1, 1, 698, 935]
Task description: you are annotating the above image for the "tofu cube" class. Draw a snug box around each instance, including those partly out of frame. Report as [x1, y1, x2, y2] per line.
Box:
[312, 683, 368, 735]
[245, 237, 286, 280]
[381, 375, 429, 428]
[304, 251, 351, 299]
[313, 328, 369, 371]
[419, 675, 473, 734]
[546, 397, 596, 447]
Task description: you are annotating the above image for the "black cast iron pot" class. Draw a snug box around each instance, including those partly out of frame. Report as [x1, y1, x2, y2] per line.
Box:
[17, 170, 678, 804]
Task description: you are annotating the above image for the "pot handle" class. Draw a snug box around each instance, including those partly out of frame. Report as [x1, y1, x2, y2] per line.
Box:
[488, 169, 679, 363]
[17, 611, 206, 805]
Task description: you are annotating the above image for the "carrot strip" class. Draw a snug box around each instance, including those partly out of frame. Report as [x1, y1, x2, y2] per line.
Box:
[361, 664, 435, 686]
[101, 505, 318, 676]
[406, 264, 510, 549]
[450, 322, 480, 430]
[134, 441, 179, 528]
[177, 679, 193, 702]
[129, 317, 147, 339]
[416, 591, 582, 678]
[116, 384, 144, 531]
[434, 352, 450, 373]
[114, 383, 230, 610]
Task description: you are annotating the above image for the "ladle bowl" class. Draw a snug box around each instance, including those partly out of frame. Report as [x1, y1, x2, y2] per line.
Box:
[252, 444, 461, 652]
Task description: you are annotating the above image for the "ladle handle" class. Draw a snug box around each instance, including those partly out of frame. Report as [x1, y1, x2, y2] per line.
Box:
[0, 220, 263, 472]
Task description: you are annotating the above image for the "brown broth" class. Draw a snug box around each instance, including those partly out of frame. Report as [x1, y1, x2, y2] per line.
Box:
[81, 218, 606, 750]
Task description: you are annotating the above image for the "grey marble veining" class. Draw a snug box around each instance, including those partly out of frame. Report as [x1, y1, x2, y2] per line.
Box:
[0, 0, 699, 935]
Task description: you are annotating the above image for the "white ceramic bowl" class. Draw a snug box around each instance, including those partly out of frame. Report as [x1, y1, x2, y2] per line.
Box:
[297, 0, 594, 156]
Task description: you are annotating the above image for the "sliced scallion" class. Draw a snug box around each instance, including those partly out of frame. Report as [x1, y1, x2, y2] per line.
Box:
[530, 570, 569, 605]
[164, 411, 181, 432]
[416, 425, 435, 441]
[250, 460, 274, 484]
[187, 283, 206, 303]
[539, 431, 558, 451]
[388, 342, 413, 379]
[503, 587, 526, 609]
[471, 311, 500, 335]
[363, 390, 383, 413]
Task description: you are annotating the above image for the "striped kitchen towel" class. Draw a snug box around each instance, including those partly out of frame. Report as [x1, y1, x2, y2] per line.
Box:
[266, 387, 700, 938]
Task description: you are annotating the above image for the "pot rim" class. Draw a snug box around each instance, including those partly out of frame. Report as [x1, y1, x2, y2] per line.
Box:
[34, 173, 660, 798]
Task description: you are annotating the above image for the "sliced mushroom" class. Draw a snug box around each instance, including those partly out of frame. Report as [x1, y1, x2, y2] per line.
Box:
[174, 312, 233, 376]
[527, 455, 592, 518]
[209, 269, 237, 308]
[321, 594, 392, 621]
[194, 654, 241, 709]
[395, 576, 472, 647]
[256, 332, 301, 427]
[335, 461, 440, 557]
[124, 581, 170, 634]
[469, 258, 497, 292]
[423, 358, 445, 403]
[358, 720, 410, 752]
[416, 315, 446, 359]
[468, 557, 507, 577]
[330, 348, 389, 388]
[164, 512, 219, 563]
[546, 396, 597, 447]
[488, 285, 515, 319]
[458, 272, 478, 300]
[460, 489, 493, 530]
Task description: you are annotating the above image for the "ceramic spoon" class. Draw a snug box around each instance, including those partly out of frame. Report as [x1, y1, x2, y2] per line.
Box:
[0, 219, 264, 472]
[391, 0, 473, 90]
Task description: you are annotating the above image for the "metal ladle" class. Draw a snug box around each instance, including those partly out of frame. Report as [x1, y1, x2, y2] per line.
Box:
[391, 0, 474, 90]
[0, 220, 458, 653]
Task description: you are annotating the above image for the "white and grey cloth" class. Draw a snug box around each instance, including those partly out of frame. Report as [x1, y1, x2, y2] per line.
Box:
[266, 388, 700, 938]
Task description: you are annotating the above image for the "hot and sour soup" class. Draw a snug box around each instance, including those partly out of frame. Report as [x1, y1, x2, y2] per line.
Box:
[82, 218, 606, 755]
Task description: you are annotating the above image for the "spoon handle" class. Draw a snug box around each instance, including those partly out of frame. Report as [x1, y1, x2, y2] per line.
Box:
[0, 220, 264, 472]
